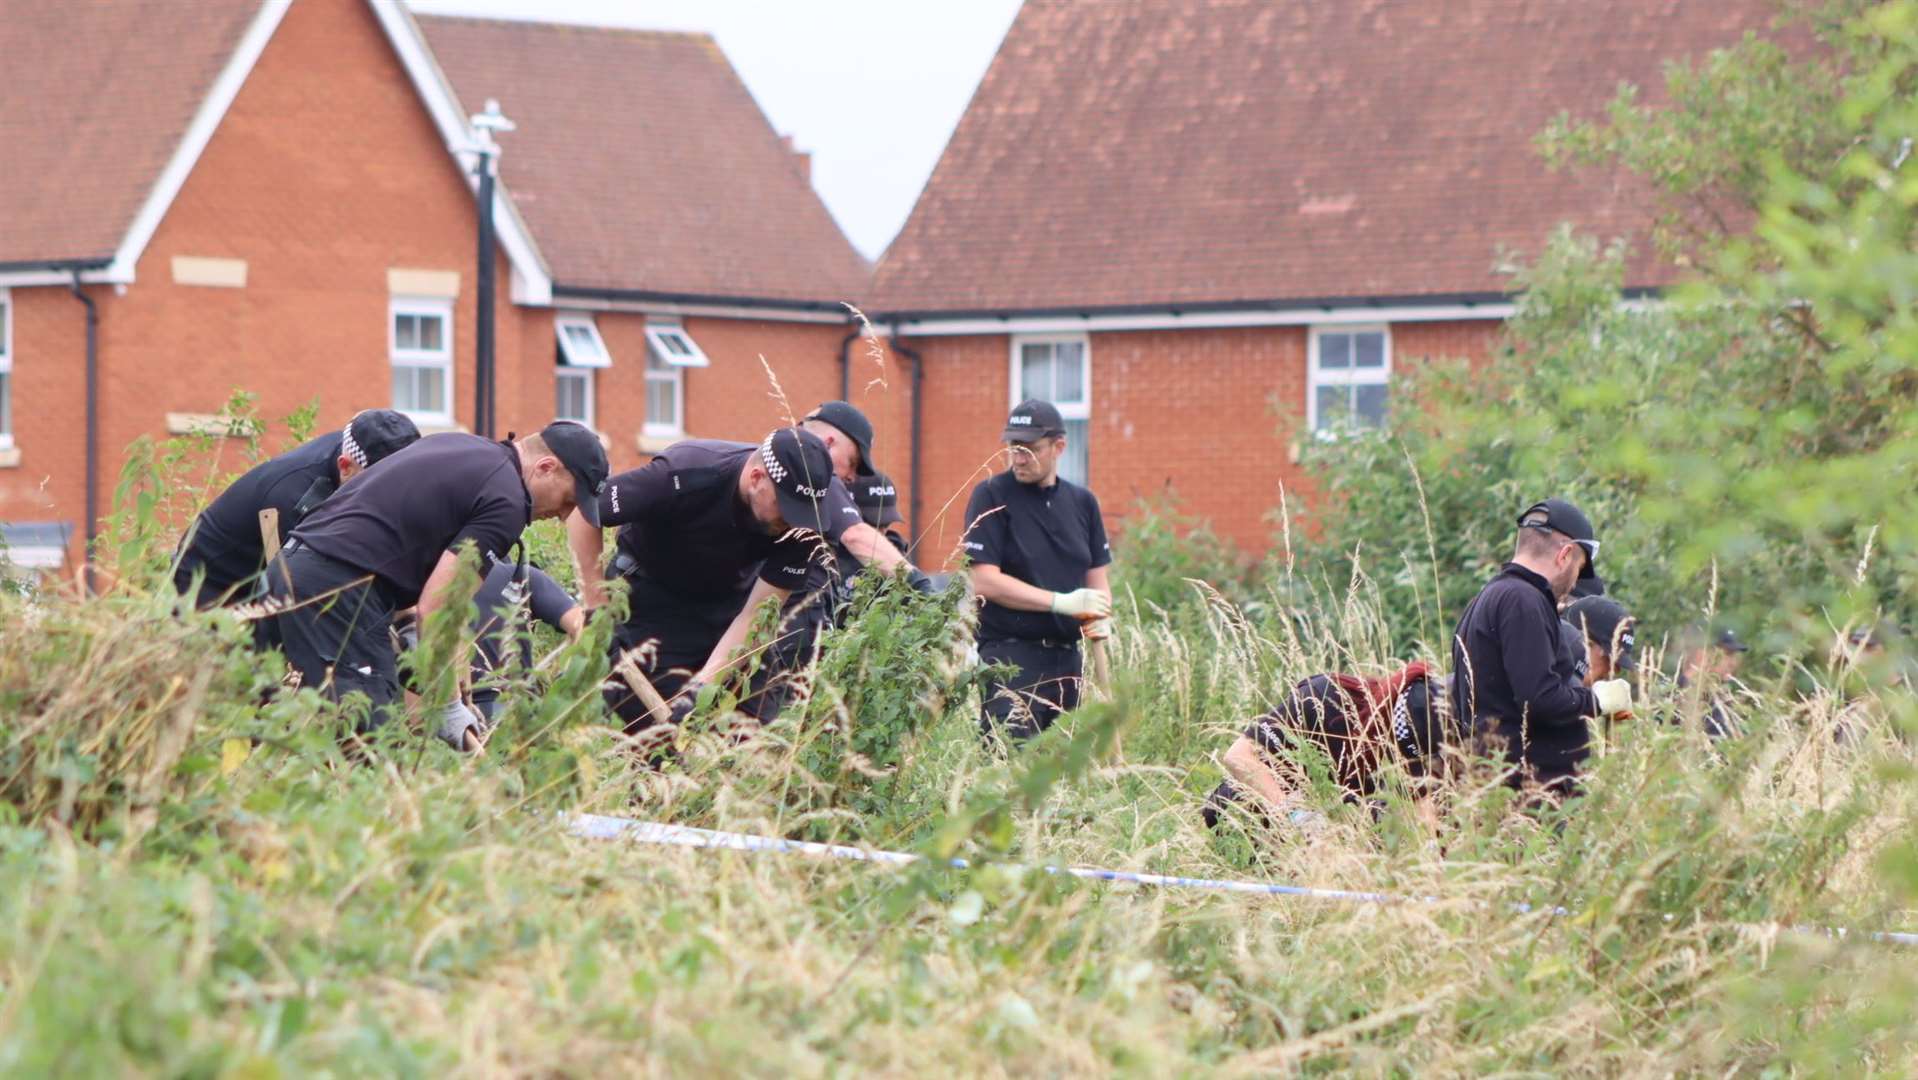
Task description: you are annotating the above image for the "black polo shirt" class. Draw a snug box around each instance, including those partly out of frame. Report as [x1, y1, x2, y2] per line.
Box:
[595, 439, 859, 602]
[1450, 562, 1599, 785]
[173, 432, 344, 607]
[289, 433, 531, 605]
[962, 470, 1111, 643]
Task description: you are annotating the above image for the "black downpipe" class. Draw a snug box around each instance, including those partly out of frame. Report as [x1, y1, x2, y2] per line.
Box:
[474, 148, 498, 438]
[888, 324, 924, 549]
[68, 271, 99, 593]
[835, 328, 857, 401]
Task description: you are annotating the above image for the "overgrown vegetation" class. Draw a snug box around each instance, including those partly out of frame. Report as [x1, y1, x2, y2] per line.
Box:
[3, 1, 1916, 1072]
[1299, 0, 1918, 660]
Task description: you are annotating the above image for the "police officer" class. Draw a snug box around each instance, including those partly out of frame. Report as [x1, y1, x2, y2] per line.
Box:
[1674, 625, 1747, 738]
[962, 399, 1112, 742]
[428, 556, 584, 751]
[1563, 595, 1636, 685]
[1450, 498, 1632, 796]
[173, 409, 420, 609]
[737, 468, 928, 722]
[269, 421, 607, 720]
[567, 426, 915, 730]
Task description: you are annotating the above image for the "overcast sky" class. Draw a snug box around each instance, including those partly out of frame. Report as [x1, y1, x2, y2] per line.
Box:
[406, 0, 1023, 261]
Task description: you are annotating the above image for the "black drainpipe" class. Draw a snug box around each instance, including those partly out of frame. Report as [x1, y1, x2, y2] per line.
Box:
[887, 323, 924, 549]
[834, 328, 858, 401]
[68, 271, 99, 593]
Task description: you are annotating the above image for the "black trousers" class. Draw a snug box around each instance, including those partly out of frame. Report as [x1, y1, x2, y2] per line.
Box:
[265, 544, 401, 724]
[736, 588, 841, 723]
[603, 588, 738, 733]
[978, 638, 1083, 742]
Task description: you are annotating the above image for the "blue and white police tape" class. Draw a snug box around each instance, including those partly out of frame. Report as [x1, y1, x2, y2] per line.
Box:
[564, 813, 1918, 946]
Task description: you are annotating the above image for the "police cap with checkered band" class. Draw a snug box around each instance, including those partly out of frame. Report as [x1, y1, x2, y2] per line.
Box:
[758, 427, 837, 534]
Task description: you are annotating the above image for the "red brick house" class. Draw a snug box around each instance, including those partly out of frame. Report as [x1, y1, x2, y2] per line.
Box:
[0, 0, 883, 578]
[868, 0, 1771, 557]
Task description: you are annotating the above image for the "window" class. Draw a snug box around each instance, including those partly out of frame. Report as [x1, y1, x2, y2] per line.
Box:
[0, 289, 11, 449]
[645, 321, 709, 368]
[554, 314, 611, 368]
[1308, 326, 1390, 434]
[555, 367, 594, 427]
[1010, 334, 1090, 485]
[645, 345, 684, 437]
[552, 314, 606, 428]
[390, 298, 453, 423]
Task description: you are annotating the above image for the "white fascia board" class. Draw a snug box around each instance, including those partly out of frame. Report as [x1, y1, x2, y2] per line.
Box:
[102, 0, 294, 284]
[367, 0, 553, 304]
[894, 302, 1520, 337]
[0, 268, 119, 288]
[549, 295, 851, 325]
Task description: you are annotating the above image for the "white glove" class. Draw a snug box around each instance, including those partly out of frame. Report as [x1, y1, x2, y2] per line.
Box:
[436, 700, 487, 752]
[1593, 679, 1632, 716]
[1081, 616, 1112, 642]
[1050, 588, 1111, 620]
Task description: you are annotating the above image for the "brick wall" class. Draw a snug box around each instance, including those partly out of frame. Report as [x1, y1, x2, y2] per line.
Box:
[0, 0, 886, 574]
[906, 318, 1505, 563]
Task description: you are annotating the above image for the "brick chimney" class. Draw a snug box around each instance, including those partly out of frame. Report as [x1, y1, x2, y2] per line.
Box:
[780, 133, 812, 182]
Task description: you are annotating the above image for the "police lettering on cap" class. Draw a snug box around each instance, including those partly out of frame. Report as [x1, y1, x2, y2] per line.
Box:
[759, 426, 837, 533]
[1518, 497, 1599, 581]
[805, 401, 878, 477]
[1565, 595, 1636, 673]
[853, 470, 904, 528]
[1001, 399, 1067, 443]
[538, 421, 610, 528]
[343, 409, 421, 469]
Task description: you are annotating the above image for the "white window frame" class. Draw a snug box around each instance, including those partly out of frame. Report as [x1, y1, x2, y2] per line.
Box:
[1307, 324, 1392, 435]
[644, 344, 685, 438]
[1008, 333, 1091, 484]
[389, 297, 455, 425]
[645, 319, 709, 369]
[0, 287, 12, 449]
[555, 313, 611, 368]
[1007, 332, 1091, 418]
[555, 366, 595, 428]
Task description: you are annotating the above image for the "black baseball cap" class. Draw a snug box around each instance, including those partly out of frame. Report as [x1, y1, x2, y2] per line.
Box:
[1565, 595, 1636, 673]
[1559, 619, 1591, 682]
[1715, 627, 1751, 653]
[853, 470, 904, 528]
[343, 409, 420, 467]
[1570, 572, 1606, 599]
[1002, 399, 1066, 443]
[538, 421, 610, 528]
[1518, 497, 1599, 581]
[758, 427, 837, 533]
[805, 401, 877, 477]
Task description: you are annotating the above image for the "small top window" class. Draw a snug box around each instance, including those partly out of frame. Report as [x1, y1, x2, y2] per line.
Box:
[645, 322, 709, 368]
[555, 314, 611, 368]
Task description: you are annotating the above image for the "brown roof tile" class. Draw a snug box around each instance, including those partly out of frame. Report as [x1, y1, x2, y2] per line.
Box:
[418, 15, 870, 307]
[0, 0, 260, 266]
[872, 0, 1773, 315]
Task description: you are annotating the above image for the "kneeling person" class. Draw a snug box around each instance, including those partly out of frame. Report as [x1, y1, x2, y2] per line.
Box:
[427, 557, 584, 750]
[269, 422, 606, 722]
[963, 400, 1112, 742]
[173, 409, 419, 609]
[1208, 665, 1454, 831]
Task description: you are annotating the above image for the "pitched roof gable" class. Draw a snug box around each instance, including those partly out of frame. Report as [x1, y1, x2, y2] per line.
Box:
[872, 0, 1773, 317]
[0, 0, 273, 273]
[418, 15, 871, 310]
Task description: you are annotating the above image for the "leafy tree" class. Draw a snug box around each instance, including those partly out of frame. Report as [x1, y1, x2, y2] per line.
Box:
[1298, 0, 1918, 661]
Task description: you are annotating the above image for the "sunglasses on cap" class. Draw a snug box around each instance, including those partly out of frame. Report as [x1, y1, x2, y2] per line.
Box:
[1521, 520, 1599, 562]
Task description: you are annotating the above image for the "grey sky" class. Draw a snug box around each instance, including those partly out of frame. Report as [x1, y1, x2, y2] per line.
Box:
[406, 0, 1023, 261]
